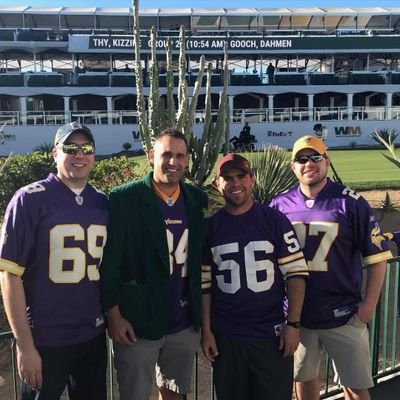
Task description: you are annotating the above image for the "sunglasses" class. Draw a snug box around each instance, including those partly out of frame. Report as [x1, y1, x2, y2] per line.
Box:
[294, 154, 325, 164]
[59, 143, 95, 155]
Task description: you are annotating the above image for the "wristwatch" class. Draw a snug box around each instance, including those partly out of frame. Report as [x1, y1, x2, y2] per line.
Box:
[286, 320, 301, 329]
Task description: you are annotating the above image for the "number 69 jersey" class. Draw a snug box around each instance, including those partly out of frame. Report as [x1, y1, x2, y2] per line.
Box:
[202, 202, 308, 341]
[0, 173, 108, 347]
[269, 179, 393, 329]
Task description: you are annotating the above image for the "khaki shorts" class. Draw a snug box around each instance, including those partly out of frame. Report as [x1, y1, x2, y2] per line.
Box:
[113, 326, 200, 400]
[294, 315, 374, 389]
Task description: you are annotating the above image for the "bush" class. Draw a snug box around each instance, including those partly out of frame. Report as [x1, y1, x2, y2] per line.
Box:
[89, 156, 140, 194]
[0, 154, 141, 216]
[0, 152, 56, 214]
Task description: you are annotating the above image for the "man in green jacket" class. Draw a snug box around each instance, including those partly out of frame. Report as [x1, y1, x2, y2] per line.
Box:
[100, 128, 208, 400]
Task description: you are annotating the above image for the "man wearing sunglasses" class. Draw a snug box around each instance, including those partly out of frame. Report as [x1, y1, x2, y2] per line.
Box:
[270, 135, 392, 400]
[0, 121, 108, 399]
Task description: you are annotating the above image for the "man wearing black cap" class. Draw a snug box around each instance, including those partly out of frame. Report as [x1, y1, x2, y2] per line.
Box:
[0, 122, 108, 399]
[201, 153, 309, 400]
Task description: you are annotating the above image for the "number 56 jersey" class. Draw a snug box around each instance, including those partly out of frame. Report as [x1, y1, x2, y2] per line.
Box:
[270, 179, 392, 329]
[202, 202, 308, 341]
[0, 173, 108, 347]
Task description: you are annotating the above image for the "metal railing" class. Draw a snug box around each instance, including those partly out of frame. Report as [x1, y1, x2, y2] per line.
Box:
[1, 105, 400, 128]
[1, 257, 399, 399]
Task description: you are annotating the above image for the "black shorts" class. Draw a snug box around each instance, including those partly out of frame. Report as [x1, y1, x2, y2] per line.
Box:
[213, 331, 294, 400]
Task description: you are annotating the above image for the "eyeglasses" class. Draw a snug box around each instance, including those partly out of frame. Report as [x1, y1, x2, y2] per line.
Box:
[59, 143, 95, 155]
[294, 154, 325, 164]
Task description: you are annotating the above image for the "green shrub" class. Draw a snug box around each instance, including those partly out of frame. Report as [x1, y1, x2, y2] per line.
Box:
[89, 156, 140, 194]
[0, 154, 141, 216]
[0, 152, 56, 213]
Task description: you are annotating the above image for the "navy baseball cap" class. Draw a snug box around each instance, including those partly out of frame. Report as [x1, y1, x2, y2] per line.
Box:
[216, 153, 252, 177]
[54, 122, 95, 146]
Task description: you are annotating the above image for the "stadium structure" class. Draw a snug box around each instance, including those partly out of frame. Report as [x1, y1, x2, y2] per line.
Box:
[1, 6, 400, 154]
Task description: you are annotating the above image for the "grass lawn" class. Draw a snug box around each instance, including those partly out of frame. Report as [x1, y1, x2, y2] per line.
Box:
[122, 148, 400, 190]
[324, 149, 400, 190]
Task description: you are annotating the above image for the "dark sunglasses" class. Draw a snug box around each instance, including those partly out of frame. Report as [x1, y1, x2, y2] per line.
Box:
[59, 143, 95, 155]
[294, 154, 325, 164]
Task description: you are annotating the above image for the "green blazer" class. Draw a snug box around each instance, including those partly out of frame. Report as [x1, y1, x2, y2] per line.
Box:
[100, 172, 208, 340]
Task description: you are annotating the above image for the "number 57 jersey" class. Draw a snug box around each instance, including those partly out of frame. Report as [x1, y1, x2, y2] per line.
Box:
[0, 173, 108, 347]
[202, 202, 308, 341]
[269, 179, 393, 329]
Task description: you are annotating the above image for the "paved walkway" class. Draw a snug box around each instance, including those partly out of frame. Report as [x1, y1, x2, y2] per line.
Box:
[370, 375, 400, 400]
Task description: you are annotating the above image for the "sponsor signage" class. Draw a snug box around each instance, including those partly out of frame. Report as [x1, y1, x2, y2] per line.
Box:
[267, 130, 293, 137]
[334, 126, 362, 136]
[86, 35, 400, 53]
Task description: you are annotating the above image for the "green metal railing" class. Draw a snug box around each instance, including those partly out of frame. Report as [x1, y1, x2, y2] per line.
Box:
[1, 257, 399, 400]
[319, 256, 400, 398]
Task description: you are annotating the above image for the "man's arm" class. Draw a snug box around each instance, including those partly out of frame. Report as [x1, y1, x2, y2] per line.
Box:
[201, 293, 218, 362]
[279, 277, 306, 357]
[357, 261, 386, 323]
[106, 304, 137, 345]
[0, 271, 42, 389]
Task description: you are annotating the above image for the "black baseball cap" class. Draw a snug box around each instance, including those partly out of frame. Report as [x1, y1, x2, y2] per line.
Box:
[54, 122, 95, 146]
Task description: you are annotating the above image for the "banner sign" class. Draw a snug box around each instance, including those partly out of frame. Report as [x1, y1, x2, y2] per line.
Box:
[85, 35, 400, 53]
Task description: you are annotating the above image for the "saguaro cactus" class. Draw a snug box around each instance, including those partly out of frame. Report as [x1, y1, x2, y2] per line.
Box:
[133, 0, 229, 186]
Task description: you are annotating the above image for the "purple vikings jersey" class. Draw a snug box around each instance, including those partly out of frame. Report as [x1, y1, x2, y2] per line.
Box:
[202, 202, 308, 341]
[0, 173, 108, 347]
[157, 193, 192, 333]
[270, 179, 392, 329]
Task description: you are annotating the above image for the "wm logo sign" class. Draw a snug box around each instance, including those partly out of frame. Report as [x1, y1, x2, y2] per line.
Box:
[334, 126, 362, 136]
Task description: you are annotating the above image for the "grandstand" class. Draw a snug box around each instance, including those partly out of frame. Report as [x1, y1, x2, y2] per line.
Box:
[1, 6, 400, 154]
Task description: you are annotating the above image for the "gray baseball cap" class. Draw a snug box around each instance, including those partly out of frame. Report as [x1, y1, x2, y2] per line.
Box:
[54, 122, 95, 146]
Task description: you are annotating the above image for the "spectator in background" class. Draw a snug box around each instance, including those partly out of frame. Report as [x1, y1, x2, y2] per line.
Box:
[267, 62, 275, 84]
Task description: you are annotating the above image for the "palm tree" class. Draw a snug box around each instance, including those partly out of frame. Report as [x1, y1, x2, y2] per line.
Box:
[370, 128, 400, 168]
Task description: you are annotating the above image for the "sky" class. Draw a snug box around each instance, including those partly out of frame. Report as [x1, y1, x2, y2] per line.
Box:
[6, 1, 400, 9]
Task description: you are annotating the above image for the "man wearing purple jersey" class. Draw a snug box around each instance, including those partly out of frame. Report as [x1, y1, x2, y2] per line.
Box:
[270, 135, 392, 400]
[0, 122, 108, 400]
[100, 129, 208, 400]
[201, 153, 309, 400]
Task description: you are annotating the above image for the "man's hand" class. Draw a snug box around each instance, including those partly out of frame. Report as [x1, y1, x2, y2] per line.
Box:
[279, 325, 300, 357]
[201, 329, 219, 362]
[106, 306, 137, 345]
[16, 340, 42, 390]
[356, 300, 376, 324]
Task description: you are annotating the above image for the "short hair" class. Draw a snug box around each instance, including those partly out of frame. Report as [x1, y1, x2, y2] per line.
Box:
[155, 128, 189, 151]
